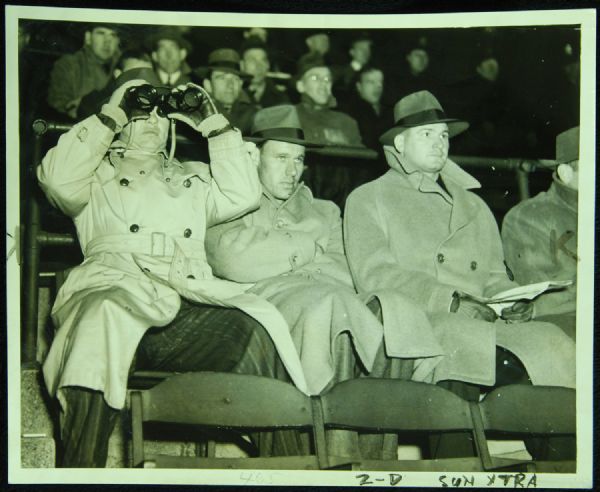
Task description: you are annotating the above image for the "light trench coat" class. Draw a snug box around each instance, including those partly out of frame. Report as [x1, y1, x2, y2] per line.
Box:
[205, 185, 434, 394]
[37, 115, 310, 410]
[344, 146, 575, 388]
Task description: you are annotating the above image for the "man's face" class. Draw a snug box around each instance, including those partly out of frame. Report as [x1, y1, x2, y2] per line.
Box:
[406, 49, 429, 75]
[85, 27, 119, 62]
[120, 108, 170, 153]
[356, 69, 383, 105]
[395, 123, 450, 176]
[152, 39, 186, 74]
[258, 140, 306, 201]
[306, 34, 330, 55]
[207, 70, 243, 106]
[242, 48, 270, 83]
[477, 57, 499, 82]
[558, 160, 579, 190]
[350, 40, 372, 65]
[297, 67, 332, 106]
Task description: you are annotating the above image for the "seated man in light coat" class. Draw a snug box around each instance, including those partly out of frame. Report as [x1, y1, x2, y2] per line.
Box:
[502, 127, 579, 340]
[37, 68, 303, 467]
[205, 105, 419, 459]
[344, 90, 576, 459]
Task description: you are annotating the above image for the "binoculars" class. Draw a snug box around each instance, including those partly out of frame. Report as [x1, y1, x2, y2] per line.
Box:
[124, 84, 207, 118]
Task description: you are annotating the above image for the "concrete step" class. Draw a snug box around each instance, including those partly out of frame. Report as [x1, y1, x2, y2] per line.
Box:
[21, 366, 55, 437]
[21, 436, 56, 468]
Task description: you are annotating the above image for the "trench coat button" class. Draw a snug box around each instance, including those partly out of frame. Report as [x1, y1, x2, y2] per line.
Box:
[139, 170, 145, 175]
[129, 224, 139, 233]
[275, 219, 286, 229]
[165, 177, 171, 183]
[183, 228, 192, 238]
[183, 179, 192, 188]
[437, 253, 445, 263]
[470, 261, 478, 271]
[120, 178, 129, 186]
[186, 274, 195, 279]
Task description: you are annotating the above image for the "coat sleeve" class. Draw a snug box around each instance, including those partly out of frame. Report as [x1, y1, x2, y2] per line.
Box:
[47, 54, 81, 116]
[344, 186, 456, 313]
[204, 131, 262, 227]
[36, 115, 116, 217]
[205, 216, 317, 283]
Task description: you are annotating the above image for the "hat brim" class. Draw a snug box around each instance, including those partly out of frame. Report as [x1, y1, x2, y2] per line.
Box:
[194, 66, 252, 80]
[379, 118, 469, 145]
[244, 135, 322, 148]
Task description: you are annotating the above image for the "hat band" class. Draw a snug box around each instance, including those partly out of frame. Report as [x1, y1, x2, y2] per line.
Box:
[253, 127, 305, 141]
[395, 108, 447, 127]
[210, 61, 241, 71]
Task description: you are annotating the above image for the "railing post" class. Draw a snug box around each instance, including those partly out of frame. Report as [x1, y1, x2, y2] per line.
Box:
[515, 161, 533, 202]
[22, 133, 42, 365]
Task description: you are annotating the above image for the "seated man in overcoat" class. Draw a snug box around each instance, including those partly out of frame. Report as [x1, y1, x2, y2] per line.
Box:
[206, 105, 428, 460]
[344, 90, 576, 459]
[37, 69, 304, 466]
[502, 127, 579, 340]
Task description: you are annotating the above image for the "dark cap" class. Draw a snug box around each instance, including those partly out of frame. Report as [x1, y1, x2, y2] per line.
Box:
[145, 26, 192, 53]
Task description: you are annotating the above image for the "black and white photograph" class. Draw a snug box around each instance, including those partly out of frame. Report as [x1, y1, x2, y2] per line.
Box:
[5, 3, 595, 488]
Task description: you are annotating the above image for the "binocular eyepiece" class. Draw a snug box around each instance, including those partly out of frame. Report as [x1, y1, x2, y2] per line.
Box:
[125, 84, 206, 117]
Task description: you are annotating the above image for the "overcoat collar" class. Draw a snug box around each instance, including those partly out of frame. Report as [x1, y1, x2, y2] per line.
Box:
[551, 172, 578, 214]
[383, 145, 482, 232]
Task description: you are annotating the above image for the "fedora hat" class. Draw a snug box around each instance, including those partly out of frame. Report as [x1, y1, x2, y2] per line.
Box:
[194, 48, 251, 80]
[145, 26, 192, 53]
[379, 90, 469, 145]
[246, 105, 321, 147]
[556, 126, 579, 164]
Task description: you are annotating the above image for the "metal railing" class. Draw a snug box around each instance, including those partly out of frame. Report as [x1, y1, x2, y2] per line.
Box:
[21, 118, 555, 363]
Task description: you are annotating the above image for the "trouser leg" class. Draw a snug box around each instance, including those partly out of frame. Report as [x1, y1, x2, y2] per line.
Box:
[136, 300, 310, 457]
[60, 387, 120, 467]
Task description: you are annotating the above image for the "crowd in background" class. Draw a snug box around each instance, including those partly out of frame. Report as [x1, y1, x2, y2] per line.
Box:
[19, 21, 580, 159]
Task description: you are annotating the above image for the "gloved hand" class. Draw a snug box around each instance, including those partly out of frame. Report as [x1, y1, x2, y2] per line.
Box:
[450, 292, 498, 322]
[106, 79, 150, 121]
[500, 300, 534, 323]
[168, 83, 223, 134]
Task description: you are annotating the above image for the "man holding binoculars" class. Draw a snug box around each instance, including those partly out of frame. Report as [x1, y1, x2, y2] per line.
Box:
[37, 67, 298, 467]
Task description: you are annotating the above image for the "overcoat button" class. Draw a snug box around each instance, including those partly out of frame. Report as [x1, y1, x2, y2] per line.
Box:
[139, 170, 145, 175]
[120, 178, 129, 186]
[186, 274, 195, 279]
[183, 179, 192, 188]
[165, 177, 171, 182]
[184, 228, 192, 238]
[437, 253, 445, 263]
[470, 261, 478, 271]
[129, 224, 139, 233]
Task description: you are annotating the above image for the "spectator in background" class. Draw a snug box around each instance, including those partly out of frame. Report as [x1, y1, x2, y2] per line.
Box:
[445, 51, 515, 156]
[502, 127, 579, 340]
[240, 36, 290, 108]
[339, 65, 393, 156]
[78, 48, 156, 119]
[294, 54, 364, 204]
[47, 23, 121, 120]
[298, 30, 331, 66]
[332, 33, 373, 103]
[196, 48, 257, 135]
[389, 38, 439, 103]
[145, 26, 192, 87]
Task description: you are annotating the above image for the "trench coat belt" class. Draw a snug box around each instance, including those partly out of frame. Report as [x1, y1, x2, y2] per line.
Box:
[84, 233, 206, 259]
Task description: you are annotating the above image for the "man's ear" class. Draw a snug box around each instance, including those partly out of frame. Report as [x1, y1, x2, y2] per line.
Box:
[151, 51, 159, 64]
[84, 31, 91, 46]
[296, 79, 305, 94]
[393, 133, 405, 153]
[179, 48, 187, 61]
[203, 79, 213, 93]
[557, 163, 574, 185]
